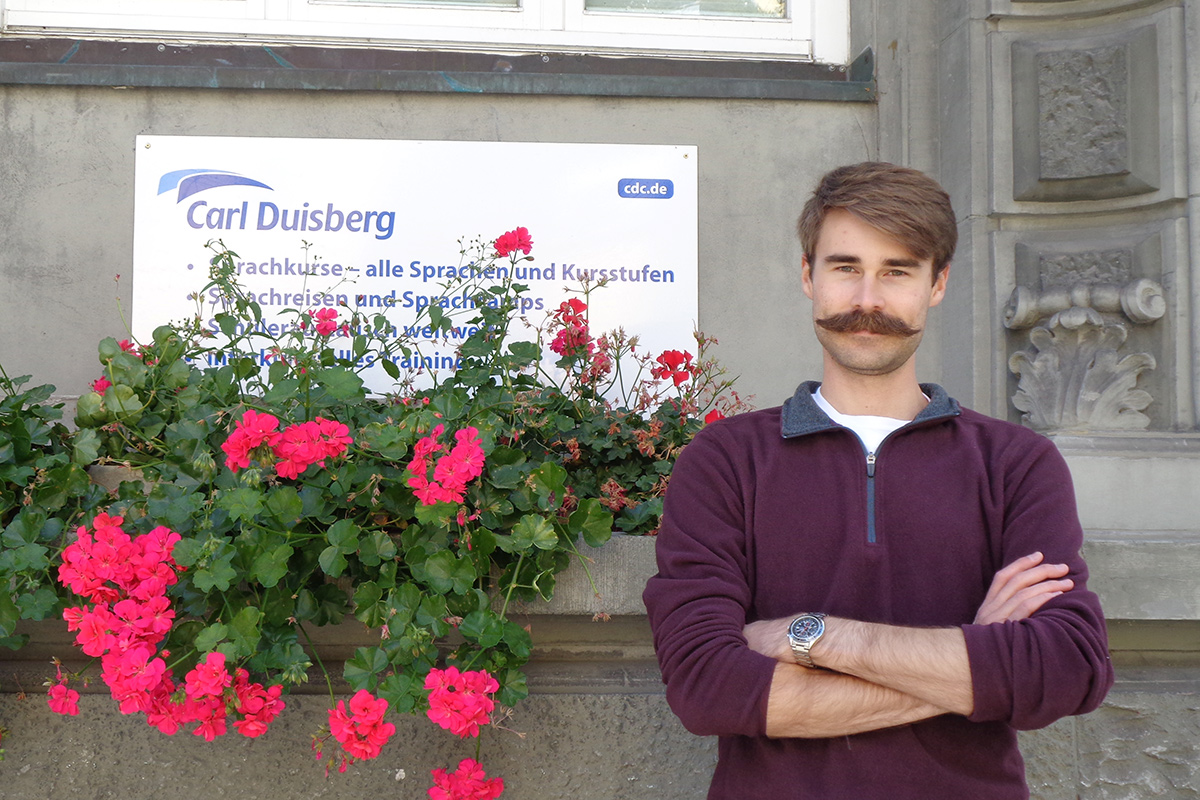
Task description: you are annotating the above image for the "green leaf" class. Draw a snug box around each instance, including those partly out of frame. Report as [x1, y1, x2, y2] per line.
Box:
[459, 609, 504, 648]
[265, 486, 303, 525]
[147, 484, 206, 533]
[71, 427, 101, 465]
[295, 584, 349, 625]
[569, 498, 614, 548]
[344, 646, 390, 691]
[429, 391, 466, 422]
[506, 340, 540, 365]
[250, 543, 293, 588]
[487, 462, 526, 490]
[415, 500, 456, 526]
[0, 542, 47, 573]
[531, 462, 567, 503]
[316, 368, 364, 401]
[502, 620, 534, 660]
[353, 581, 385, 626]
[358, 423, 409, 461]
[0, 592, 19, 637]
[193, 541, 238, 592]
[216, 487, 265, 523]
[358, 530, 397, 567]
[262, 378, 301, 406]
[170, 537, 205, 568]
[423, 550, 476, 595]
[106, 384, 145, 421]
[326, 519, 360, 552]
[74, 391, 106, 427]
[195, 623, 229, 653]
[318, 545, 348, 578]
[16, 587, 60, 621]
[495, 668, 529, 707]
[512, 514, 558, 551]
[227, 606, 263, 658]
[377, 671, 422, 714]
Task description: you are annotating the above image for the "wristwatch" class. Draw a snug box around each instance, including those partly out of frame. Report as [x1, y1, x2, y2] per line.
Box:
[787, 613, 826, 669]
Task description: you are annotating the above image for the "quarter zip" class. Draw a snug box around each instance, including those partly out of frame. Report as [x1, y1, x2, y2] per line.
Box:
[865, 451, 877, 544]
[779, 381, 964, 547]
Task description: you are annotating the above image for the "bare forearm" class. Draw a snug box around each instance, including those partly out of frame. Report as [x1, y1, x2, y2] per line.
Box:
[765, 662, 947, 738]
[812, 617, 974, 716]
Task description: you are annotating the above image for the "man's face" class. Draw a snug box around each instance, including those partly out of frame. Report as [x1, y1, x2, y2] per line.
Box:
[801, 209, 948, 378]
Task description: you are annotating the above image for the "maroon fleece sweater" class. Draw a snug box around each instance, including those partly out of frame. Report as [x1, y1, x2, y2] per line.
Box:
[643, 383, 1113, 799]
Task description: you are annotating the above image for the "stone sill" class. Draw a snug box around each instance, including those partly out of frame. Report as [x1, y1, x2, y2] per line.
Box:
[0, 37, 877, 101]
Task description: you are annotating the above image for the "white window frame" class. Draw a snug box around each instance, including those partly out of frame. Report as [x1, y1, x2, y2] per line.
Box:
[0, 0, 850, 63]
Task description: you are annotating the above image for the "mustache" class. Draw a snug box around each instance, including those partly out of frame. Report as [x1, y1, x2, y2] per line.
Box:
[816, 309, 922, 337]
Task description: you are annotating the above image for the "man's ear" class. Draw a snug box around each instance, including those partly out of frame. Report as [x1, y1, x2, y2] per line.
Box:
[929, 263, 949, 308]
[801, 255, 814, 300]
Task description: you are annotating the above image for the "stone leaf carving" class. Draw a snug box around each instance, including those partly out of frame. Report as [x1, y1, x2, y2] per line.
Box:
[1009, 307, 1156, 431]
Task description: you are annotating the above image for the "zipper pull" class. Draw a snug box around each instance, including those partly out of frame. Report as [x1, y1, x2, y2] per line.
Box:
[866, 452, 876, 477]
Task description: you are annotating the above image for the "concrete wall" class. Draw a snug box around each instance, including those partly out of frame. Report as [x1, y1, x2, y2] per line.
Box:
[3, 538, 1198, 798]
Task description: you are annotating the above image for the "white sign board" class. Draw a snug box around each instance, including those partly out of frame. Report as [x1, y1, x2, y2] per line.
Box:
[132, 136, 698, 392]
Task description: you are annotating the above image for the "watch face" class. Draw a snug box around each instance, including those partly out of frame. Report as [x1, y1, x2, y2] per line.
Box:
[789, 615, 822, 640]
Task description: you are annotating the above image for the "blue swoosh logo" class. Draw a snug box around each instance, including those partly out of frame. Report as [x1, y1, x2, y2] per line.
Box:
[158, 169, 273, 203]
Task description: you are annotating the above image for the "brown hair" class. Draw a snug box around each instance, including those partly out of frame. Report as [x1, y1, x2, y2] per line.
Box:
[797, 162, 958, 278]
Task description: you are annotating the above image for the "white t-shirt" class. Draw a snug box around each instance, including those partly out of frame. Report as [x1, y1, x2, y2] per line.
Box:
[812, 387, 916, 455]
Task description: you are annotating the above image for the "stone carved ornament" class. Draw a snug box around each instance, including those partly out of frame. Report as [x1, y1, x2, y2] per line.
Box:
[1005, 278, 1164, 431]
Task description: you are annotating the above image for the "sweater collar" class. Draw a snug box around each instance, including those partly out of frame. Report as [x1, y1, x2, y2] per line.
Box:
[780, 380, 961, 439]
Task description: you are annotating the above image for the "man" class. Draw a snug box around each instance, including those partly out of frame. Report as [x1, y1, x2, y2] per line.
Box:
[643, 162, 1113, 798]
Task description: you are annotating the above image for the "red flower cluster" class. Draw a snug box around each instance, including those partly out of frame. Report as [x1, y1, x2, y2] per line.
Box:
[221, 409, 281, 471]
[274, 417, 354, 479]
[424, 666, 498, 739]
[549, 299, 592, 359]
[493, 227, 533, 258]
[704, 408, 726, 424]
[429, 758, 505, 800]
[306, 307, 344, 337]
[221, 410, 352, 478]
[406, 425, 485, 506]
[327, 689, 396, 767]
[55, 514, 285, 740]
[651, 349, 694, 386]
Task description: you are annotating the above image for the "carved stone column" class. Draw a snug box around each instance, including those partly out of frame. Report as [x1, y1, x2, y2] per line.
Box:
[987, 2, 1187, 432]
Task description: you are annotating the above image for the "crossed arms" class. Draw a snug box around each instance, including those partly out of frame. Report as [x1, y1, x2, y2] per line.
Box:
[742, 553, 1074, 738]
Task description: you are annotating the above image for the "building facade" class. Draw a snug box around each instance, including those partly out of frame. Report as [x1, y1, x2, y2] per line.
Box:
[1, 0, 1197, 796]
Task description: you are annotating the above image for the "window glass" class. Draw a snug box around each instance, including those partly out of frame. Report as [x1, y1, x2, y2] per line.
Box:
[585, 0, 785, 20]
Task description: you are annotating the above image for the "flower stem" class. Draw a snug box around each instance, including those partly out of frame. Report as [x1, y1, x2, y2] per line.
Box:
[299, 625, 336, 703]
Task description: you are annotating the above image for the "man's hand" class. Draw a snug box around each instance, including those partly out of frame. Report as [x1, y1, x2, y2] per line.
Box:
[974, 551, 1073, 625]
[743, 617, 792, 661]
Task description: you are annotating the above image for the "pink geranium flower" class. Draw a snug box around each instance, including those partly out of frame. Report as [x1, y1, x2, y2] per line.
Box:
[424, 666, 498, 739]
[407, 427, 484, 506]
[651, 349, 694, 386]
[47, 682, 81, 716]
[429, 758, 505, 800]
[308, 307, 340, 336]
[493, 227, 533, 258]
[328, 690, 396, 763]
[221, 409, 283, 471]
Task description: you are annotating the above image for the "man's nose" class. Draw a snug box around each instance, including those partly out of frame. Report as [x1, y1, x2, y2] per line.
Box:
[852, 275, 885, 311]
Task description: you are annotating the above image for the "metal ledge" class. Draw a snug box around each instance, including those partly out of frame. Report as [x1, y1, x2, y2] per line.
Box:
[0, 38, 876, 101]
